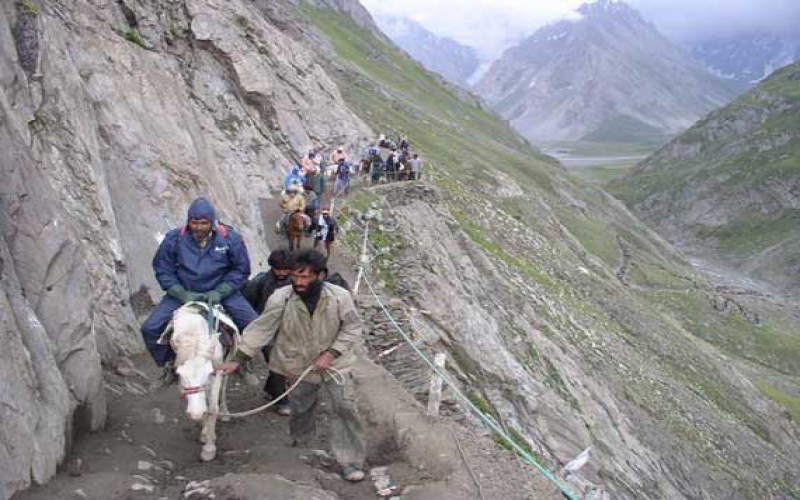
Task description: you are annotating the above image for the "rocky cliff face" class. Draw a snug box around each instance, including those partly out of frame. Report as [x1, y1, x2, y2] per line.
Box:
[342, 180, 800, 500]
[0, 0, 370, 496]
[474, 0, 737, 143]
[3, 1, 800, 500]
[610, 63, 800, 292]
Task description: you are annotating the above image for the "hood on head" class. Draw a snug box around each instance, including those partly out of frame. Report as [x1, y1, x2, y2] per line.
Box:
[187, 198, 216, 225]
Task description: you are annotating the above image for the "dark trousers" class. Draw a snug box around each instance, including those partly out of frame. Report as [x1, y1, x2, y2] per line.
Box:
[140, 291, 258, 366]
[290, 373, 366, 468]
[262, 344, 288, 404]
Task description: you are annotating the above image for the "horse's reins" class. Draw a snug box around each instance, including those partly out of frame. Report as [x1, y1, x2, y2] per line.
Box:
[179, 299, 346, 417]
[214, 365, 345, 419]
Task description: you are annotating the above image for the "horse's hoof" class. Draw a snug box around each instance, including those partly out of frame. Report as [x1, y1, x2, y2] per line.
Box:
[201, 445, 217, 462]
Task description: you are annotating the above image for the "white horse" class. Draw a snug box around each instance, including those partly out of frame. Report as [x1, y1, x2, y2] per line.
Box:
[169, 302, 238, 461]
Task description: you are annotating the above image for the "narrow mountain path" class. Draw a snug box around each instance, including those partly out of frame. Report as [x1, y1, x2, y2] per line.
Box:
[16, 179, 564, 500]
[15, 355, 395, 500]
[260, 180, 357, 284]
[14, 183, 394, 500]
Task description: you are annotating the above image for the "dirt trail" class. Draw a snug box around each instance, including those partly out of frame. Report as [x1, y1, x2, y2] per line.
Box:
[260, 179, 357, 282]
[15, 180, 563, 500]
[14, 184, 375, 500]
[16, 355, 397, 500]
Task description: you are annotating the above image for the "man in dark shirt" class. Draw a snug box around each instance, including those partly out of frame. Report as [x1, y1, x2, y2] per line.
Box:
[242, 249, 294, 415]
[141, 198, 257, 378]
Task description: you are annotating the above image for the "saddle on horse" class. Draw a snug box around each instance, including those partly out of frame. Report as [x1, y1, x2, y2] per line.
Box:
[276, 211, 312, 235]
[157, 301, 239, 348]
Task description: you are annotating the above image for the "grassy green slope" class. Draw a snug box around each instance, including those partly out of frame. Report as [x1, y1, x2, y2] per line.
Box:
[610, 63, 800, 268]
[302, 7, 800, 497]
[302, 0, 800, 402]
[302, 3, 798, 356]
[303, 5, 658, 270]
[302, 4, 563, 191]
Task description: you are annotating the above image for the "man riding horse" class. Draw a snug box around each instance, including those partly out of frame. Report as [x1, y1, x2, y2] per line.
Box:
[140, 198, 258, 381]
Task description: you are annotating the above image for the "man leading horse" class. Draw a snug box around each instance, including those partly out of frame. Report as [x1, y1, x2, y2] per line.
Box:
[220, 249, 367, 482]
[140, 198, 258, 380]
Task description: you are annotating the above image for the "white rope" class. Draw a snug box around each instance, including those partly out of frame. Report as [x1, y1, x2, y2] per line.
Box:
[214, 365, 345, 419]
[357, 251, 579, 500]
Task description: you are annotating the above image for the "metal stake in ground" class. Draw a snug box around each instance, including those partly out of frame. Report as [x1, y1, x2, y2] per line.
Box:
[427, 352, 447, 417]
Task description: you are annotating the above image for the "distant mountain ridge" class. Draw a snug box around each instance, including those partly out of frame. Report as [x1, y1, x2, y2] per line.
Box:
[374, 15, 480, 87]
[690, 32, 800, 90]
[474, 0, 737, 144]
[611, 62, 800, 291]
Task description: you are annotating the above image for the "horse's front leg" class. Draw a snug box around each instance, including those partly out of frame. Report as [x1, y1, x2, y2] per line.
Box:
[200, 373, 224, 461]
[200, 413, 217, 461]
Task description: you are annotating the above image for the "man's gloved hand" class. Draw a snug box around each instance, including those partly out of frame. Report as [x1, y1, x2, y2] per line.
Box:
[206, 282, 236, 304]
[167, 285, 206, 304]
[206, 290, 222, 304]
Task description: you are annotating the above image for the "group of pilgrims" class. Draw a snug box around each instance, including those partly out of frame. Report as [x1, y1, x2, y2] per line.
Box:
[362, 134, 422, 184]
[140, 134, 423, 482]
[278, 135, 423, 254]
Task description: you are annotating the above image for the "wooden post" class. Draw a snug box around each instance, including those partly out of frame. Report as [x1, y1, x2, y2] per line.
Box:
[427, 352, 447, 417]
[353, 220, 370, 296]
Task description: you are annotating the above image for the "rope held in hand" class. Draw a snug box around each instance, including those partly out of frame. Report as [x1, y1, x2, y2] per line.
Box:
[213, 365, 345, 419]
[188, 299, 345, 419]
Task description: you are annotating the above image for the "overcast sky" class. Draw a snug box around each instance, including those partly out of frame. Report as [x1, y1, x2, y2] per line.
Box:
[361, 0, 800, 59]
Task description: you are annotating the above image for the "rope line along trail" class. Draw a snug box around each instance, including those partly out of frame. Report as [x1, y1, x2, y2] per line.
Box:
[285, 157, 579, 497]
[351, 213, 580, 500]
[362, 277, 579, 500]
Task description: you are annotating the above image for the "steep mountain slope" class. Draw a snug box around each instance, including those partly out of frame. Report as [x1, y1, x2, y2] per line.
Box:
[474, 0, 737, 144]
[1, 0, 372, 497]
[375, 15, 480, 88]
[610, 63, 800, 292]
[2, 1, 800, 500]
[302, 6, 800, 500]
[690, 32, 800, 89]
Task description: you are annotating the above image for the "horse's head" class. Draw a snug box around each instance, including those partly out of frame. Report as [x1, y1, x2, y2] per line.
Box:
[172, 305, 220, 421]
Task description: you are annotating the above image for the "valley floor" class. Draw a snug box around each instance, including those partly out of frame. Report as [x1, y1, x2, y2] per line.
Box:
[541, 141, 655, 184]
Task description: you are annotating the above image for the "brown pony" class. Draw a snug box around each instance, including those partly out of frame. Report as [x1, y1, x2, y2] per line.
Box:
[286, 210, 309, 251]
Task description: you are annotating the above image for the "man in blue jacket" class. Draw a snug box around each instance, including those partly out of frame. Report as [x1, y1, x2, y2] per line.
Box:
[141, 198, 258, 373]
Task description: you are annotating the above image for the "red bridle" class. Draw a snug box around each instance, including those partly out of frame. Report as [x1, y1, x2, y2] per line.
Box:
[179, 386, 204, 399]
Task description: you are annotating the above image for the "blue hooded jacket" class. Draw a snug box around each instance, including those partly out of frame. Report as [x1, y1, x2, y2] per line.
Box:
[152, 198, 251, 293]
[284, 165, 306, 191]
